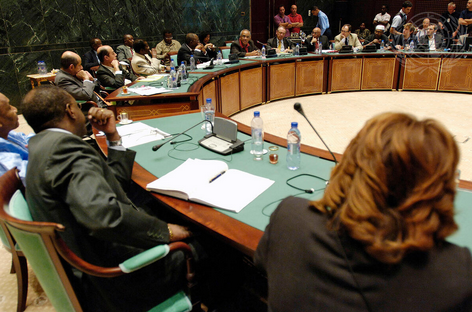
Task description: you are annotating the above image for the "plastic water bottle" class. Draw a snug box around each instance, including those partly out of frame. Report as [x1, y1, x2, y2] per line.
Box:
[294, 44, 300, 56]
[380, 40, 385, 51]
[190, 55, 196, 71]
[317, 42, 323, 54]
[251, 111, 264, 160]
[169, 66, 177, 89]
[37, 61, 46, 74]
[262, 45, 266, 59]
[180, 61, 187, 83]
[287, 122, 301, 170]
[170, 59, 175, 68]
[217, 51, 222, 65]
[409, 41, 415, 51]
[203, 98, 215, 135]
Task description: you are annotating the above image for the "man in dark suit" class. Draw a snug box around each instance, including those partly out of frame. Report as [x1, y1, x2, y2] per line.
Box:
[230, 29, 261, 57]
[96, 45, 138, 90]
[21, 85, 194, 312]
[116, 34, 135, 65]
[54, 51, 103, 106]
[267, 27, 294, 52]
[82, 38, 102, 75]
[306, 27, 329, 51]
[419, 24, 443, 50]
[177, 33, 210, 65]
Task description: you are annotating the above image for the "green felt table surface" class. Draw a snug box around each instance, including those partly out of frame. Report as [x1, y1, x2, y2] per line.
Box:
[122, 113, 334, 232]
[121, 113, 472, 250]
[114, 74, 207, 97]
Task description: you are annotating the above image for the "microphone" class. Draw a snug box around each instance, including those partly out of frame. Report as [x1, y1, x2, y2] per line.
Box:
[294, 102, 338, 164]
[204, 58, 215, 70]
[152, 120, 213, 151]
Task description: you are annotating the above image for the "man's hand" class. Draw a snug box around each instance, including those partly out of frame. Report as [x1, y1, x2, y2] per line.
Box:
[373, 39, 380, 44]
[168, 224, 192, 241]
[311, 37, 318, 44]
[151, 48, 158, 58]
[195, 43, 206, 53]
[87, 107, 119, 141]
[246, 50, 261, 56]
[76, 70, 94, 81]
[111, 59, 120, 71]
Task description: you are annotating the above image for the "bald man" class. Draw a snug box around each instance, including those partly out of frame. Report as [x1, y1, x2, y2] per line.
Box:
[230, 29, 261, 57]
[267, 27, 294, 52]
[96, 45, 138, 89]
[0, 93, 33, 183]
[55, 51, 102, 105]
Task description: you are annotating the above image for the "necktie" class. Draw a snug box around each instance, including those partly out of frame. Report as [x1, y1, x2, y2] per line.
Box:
[346, 37, 349, 45]
[278, 40, 281, 49]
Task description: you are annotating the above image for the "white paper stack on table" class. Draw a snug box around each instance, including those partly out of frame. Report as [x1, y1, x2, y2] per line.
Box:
[146, 158, 274, 213]
[117, 122, 170, 148]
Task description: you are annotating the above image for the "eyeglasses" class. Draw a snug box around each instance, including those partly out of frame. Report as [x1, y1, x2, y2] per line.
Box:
[77, 102, 82, 109]
[165, 36, 173, 40]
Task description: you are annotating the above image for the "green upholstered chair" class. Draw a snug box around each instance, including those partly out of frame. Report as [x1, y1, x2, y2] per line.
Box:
[225, 41, 233, 47]
[0, 169, 28, 312]
[220, 47, 230, 59]
[169, 51, 179, 67]
[0, 168, 197, 312]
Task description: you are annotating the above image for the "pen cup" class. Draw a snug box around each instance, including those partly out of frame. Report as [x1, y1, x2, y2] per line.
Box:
[269, 146, 279, 164]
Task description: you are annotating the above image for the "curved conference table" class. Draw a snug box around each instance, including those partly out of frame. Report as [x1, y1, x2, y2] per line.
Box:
[102, 50, 472, 257]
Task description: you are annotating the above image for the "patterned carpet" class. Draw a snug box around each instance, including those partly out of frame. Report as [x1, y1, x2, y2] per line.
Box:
[231, 90, 472, 182]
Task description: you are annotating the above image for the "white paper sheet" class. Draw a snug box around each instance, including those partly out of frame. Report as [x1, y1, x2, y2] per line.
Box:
[117, 122, 170, 148]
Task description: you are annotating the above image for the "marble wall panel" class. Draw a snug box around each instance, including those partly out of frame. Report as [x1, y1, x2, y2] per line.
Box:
[0, 0, 48, 46]
[77, 0, 114, 40]
[0, 55, 21, 109]
[11, 51, 53, 107]
[107, 0, 141, 38]
[0, 5, 9, 47]
[0, 0, 250, 110]
[42, 0, 82, 43]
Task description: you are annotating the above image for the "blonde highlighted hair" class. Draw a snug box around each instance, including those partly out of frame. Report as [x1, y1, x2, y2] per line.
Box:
[311, 113, 459, 264]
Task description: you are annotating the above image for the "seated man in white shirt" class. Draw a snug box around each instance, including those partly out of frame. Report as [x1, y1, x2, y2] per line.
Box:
[131, 39, 162, 76]
[419, 24, 443, 50]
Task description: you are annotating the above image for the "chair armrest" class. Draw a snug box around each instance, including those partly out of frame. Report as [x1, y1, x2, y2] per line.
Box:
[119, 244, 170, 273]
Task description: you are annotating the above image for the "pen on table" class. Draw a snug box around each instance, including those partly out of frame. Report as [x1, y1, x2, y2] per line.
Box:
[209, 171, 226, 183]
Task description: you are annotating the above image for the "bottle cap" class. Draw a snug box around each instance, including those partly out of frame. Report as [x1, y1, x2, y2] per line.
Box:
[170, 67, 175, 70]
[191, 54, 194, 57]
[206, 98, 212, 104]
[181, 61, 185, 65]
[254, 111, 260, 117]
[291, 122, 298, 128]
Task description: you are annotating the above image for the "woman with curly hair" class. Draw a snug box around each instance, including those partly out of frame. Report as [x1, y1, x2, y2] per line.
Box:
[255, 112, 472, 311]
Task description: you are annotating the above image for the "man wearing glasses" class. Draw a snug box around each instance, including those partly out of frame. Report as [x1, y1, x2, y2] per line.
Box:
[155, 30, 181, 66]
[306, 27, 329, 51]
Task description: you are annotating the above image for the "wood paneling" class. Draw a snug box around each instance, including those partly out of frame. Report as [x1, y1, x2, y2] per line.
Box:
[269, 63, 295, 101]
[295, 60, 324, 96]
[402, 58, 441, 91]
[438, 58, 472, 93]
[330, 58, 362, 92]
[361, 58, 396, 90]
[201, 80, 218, 110]
[115, 103, 193, 121]
[240, 67, 263, 110]
[220, 73, 240, 116]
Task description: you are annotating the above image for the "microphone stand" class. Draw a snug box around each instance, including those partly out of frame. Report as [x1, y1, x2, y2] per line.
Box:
[294, 102, 338, 164]
[152, 120, 213, 151]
